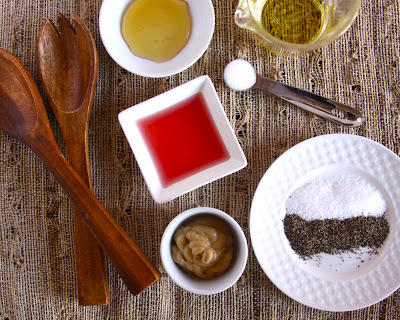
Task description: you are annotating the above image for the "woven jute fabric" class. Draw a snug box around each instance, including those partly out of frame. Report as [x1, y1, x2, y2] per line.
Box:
[1, 0, 399, 319]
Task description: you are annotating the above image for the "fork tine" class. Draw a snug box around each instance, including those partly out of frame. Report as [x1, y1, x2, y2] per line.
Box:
[36, 19, 61, 70]
[57, 12, 76, 37]
[71, 13, 93, 42]
[41, 19, 61, 39]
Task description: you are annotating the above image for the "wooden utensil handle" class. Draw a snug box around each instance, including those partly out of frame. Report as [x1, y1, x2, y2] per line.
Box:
[34, 136, 161, 295]
[61, 121, 110, 305]
[74, 212, 110, 305]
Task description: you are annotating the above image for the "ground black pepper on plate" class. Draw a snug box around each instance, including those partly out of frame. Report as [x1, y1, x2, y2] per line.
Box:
[283, 214, 390, 259]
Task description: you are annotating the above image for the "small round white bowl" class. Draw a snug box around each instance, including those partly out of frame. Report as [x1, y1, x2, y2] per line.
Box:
[99, 0, 215, 78]
[160, 207, 248, 295]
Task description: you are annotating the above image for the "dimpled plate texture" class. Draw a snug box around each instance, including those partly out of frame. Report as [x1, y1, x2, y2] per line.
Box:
[250, 134, 400, 311]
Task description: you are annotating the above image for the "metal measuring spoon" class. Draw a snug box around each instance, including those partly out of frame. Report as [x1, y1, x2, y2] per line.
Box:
[224, 59, 363, 127]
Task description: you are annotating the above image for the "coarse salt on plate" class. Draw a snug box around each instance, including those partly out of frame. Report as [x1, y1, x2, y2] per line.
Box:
[285, 174, 387, 221]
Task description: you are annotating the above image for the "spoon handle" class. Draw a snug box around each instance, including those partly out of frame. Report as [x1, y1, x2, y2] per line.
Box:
[33, 134, 161, 295]
[254, 76, 363, 127]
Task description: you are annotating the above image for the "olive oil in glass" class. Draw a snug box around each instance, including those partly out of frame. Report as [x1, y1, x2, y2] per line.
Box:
[260, 0, 328, 44]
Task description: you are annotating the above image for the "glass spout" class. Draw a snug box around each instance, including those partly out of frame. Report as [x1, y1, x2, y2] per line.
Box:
[234, 8, 251, 28]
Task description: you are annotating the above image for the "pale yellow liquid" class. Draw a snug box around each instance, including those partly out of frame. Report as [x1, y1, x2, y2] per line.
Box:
[121, 0, 191, 63]
[260, 0, 327, 44]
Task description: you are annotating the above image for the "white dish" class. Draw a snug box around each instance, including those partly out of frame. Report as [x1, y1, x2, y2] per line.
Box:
[160, 207, 248, 295]
[250, 134, 400, 311]
[99, 0, 215, 77]
[118, 76, 247, 203]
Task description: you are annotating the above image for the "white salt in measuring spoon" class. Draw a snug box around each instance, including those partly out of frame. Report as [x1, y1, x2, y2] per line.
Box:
[224, 59, 363, 127]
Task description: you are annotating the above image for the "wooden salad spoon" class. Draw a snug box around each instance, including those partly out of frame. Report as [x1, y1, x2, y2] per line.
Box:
[36, 13, 108, 306]
[0, 48, 161, 297]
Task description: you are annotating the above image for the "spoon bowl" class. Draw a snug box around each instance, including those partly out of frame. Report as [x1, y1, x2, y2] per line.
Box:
[0, 53, 39, 138]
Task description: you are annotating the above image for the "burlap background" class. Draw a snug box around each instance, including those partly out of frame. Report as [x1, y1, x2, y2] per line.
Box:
[0, 0, 399, 319]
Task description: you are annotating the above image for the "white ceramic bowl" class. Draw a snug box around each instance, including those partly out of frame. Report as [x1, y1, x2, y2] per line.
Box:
[160, 207, 248, 295]
[99, 0, 215, 77]
[118, 76, 247, 203]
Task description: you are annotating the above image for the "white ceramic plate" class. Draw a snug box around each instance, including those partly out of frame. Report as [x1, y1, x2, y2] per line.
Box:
[99, 0, 215, 77]
[250, 134, 400, 311]
[118, 76, 247, 203]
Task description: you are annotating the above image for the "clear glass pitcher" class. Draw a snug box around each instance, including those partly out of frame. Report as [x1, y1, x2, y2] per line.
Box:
[235, 0, 361, 55]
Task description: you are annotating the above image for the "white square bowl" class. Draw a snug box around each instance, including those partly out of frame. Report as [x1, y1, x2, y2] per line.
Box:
[118, 75, 247, 203]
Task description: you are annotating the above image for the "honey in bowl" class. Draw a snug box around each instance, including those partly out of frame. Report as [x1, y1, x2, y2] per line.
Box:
[121, 0, 191, 62]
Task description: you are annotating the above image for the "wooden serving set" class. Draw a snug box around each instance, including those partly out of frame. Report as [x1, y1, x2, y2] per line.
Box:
[0, 13, 160, 306]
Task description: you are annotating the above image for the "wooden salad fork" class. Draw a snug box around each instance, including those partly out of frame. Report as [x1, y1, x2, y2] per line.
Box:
[0, 48, 161, 301]
[36, 13, 109, 305]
